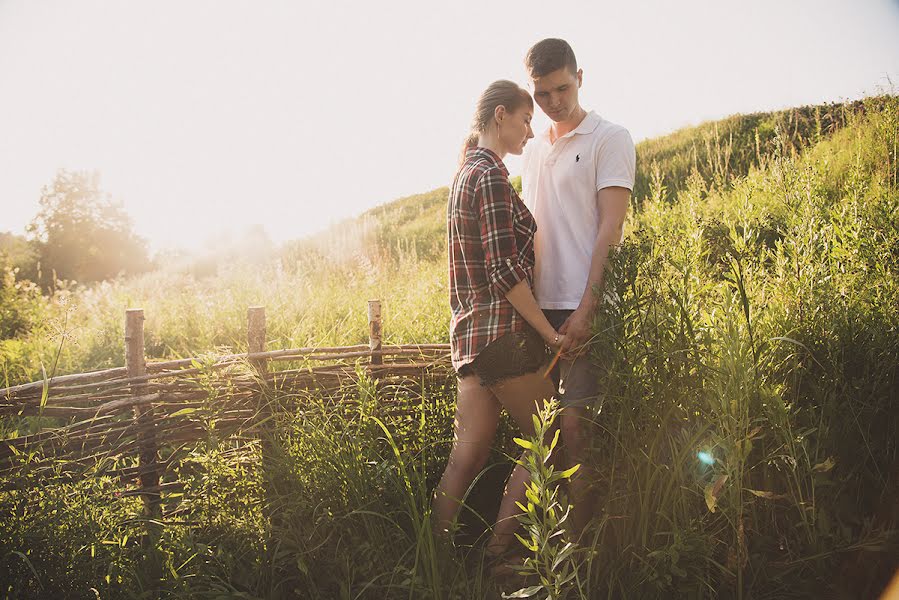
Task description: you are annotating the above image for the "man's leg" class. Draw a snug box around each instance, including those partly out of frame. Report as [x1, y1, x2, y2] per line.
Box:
[542, 309, 600, 537]
[556, 350, 601, 538]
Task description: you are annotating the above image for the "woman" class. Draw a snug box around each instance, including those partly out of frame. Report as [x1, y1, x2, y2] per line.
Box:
[433, 80, 572, 562]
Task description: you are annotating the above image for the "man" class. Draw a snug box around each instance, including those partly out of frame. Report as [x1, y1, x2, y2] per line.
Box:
[521, 38, 636, 535]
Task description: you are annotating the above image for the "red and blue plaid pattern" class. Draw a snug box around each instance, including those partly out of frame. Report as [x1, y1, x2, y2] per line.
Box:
[448, 147, 537, 371]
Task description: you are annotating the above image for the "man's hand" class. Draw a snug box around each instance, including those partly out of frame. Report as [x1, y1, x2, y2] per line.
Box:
[559, 306, 593, 357]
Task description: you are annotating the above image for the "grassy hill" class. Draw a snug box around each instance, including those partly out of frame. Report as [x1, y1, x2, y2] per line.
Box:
[3, 97, 877, 387]
[1, 95, 897, 599]
[285, 97, 881, 269]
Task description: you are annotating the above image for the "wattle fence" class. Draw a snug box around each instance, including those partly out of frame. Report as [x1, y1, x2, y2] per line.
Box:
[0, 300, 453, 518]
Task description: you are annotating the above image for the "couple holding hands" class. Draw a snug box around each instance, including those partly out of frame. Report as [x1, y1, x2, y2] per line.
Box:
[433, 38, 636, 566]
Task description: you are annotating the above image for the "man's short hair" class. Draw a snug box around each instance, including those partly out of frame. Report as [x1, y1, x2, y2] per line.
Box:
[525, 38, 578, 78]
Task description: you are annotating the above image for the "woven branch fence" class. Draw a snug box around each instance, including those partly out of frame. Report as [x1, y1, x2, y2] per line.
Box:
[0, 300, 453, 518]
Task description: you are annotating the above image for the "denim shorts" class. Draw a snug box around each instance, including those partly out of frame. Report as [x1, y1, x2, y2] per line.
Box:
[457, 326, 550, 387]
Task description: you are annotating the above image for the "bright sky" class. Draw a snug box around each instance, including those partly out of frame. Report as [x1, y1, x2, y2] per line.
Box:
[2, 0, 897, 253]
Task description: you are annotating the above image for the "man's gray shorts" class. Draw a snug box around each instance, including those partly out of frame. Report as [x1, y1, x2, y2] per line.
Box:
[544, 309, 600, 409]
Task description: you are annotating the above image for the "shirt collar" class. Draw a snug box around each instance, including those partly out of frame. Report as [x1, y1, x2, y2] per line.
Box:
[540, 110, 601, 142]
[465, 146, 509, 176]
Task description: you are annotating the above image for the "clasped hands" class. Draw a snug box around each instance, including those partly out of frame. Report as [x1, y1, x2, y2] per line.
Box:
[545, 306, 592, 359]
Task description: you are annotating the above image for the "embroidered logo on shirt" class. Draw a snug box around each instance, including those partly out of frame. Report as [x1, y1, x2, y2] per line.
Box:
[575, 154, 580, 162]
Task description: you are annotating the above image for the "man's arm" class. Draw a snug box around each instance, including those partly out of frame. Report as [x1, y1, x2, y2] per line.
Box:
[559, 185, 631, 350]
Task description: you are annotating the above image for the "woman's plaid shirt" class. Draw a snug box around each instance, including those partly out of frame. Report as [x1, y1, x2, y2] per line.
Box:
[448, 147, 537, 371]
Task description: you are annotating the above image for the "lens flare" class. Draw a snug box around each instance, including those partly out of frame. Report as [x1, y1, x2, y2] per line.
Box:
[697, 451, 715, 466]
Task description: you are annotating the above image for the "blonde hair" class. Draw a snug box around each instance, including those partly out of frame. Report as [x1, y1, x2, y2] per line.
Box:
[461, 80, 533, 159]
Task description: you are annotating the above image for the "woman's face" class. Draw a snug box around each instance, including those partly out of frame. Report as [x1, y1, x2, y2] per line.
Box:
[498, 103, 535, 155]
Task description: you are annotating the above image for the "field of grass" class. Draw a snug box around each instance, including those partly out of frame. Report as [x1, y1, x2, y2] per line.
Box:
[1, 96, 897, 599]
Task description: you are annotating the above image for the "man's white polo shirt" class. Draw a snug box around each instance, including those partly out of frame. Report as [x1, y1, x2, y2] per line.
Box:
[521, 111, 636, 310]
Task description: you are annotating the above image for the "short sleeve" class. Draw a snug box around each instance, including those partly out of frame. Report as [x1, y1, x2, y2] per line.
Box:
[595, 128, 636, 192]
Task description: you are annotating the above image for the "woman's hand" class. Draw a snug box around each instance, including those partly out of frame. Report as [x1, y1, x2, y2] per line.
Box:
[545, 331, 577, 356]
[543, 332, 569, 379]
[544, 330, 567, 350]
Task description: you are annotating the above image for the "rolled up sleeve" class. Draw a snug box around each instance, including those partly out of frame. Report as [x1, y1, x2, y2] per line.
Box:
[476, 168, 528, 294]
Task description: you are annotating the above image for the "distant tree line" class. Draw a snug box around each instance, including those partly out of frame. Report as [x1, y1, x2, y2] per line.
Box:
[1, 169, 150, 290]
[1, 170, 149, 339]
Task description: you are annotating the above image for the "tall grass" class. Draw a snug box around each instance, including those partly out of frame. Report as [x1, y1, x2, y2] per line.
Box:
[579, 95, 898, 598]
[1, 96, 896, 598]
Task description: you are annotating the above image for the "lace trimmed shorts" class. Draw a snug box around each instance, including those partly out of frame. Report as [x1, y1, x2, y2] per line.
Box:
[457, 326, 550, 387]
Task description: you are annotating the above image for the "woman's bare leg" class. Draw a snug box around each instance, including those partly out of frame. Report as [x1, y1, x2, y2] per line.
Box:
[486, 370, 557, 556]
[433, 375, 501, 538]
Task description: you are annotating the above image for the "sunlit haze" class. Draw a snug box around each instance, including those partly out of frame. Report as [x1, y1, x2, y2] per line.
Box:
[2, 0, 897, 253]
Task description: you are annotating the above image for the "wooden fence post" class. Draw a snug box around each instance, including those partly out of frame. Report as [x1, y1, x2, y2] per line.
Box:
[248, 306, 275, 526]
[368, 300, 382, 365]
[248, 306, 267, 375]
[125, 308, 160, 517]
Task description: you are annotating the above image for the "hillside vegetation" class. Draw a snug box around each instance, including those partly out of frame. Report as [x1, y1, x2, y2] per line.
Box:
[1, 95, 896, 599]
[1, 98, 881, 386]
[285, 98, 880, 271]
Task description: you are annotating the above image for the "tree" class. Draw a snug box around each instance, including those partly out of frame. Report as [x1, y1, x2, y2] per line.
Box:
[27, 170, 149, 287]
[0, 231, 36, 275]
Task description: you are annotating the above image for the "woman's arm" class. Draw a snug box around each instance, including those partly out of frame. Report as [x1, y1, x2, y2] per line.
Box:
[475, 168, 569, 350]
[505, 280, 569, 350]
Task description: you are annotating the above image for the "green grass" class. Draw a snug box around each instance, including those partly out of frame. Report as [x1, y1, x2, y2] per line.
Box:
[1, 95, 897, 599]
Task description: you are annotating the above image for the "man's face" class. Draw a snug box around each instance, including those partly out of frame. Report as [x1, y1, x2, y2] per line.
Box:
[531, 67, 582, 123]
